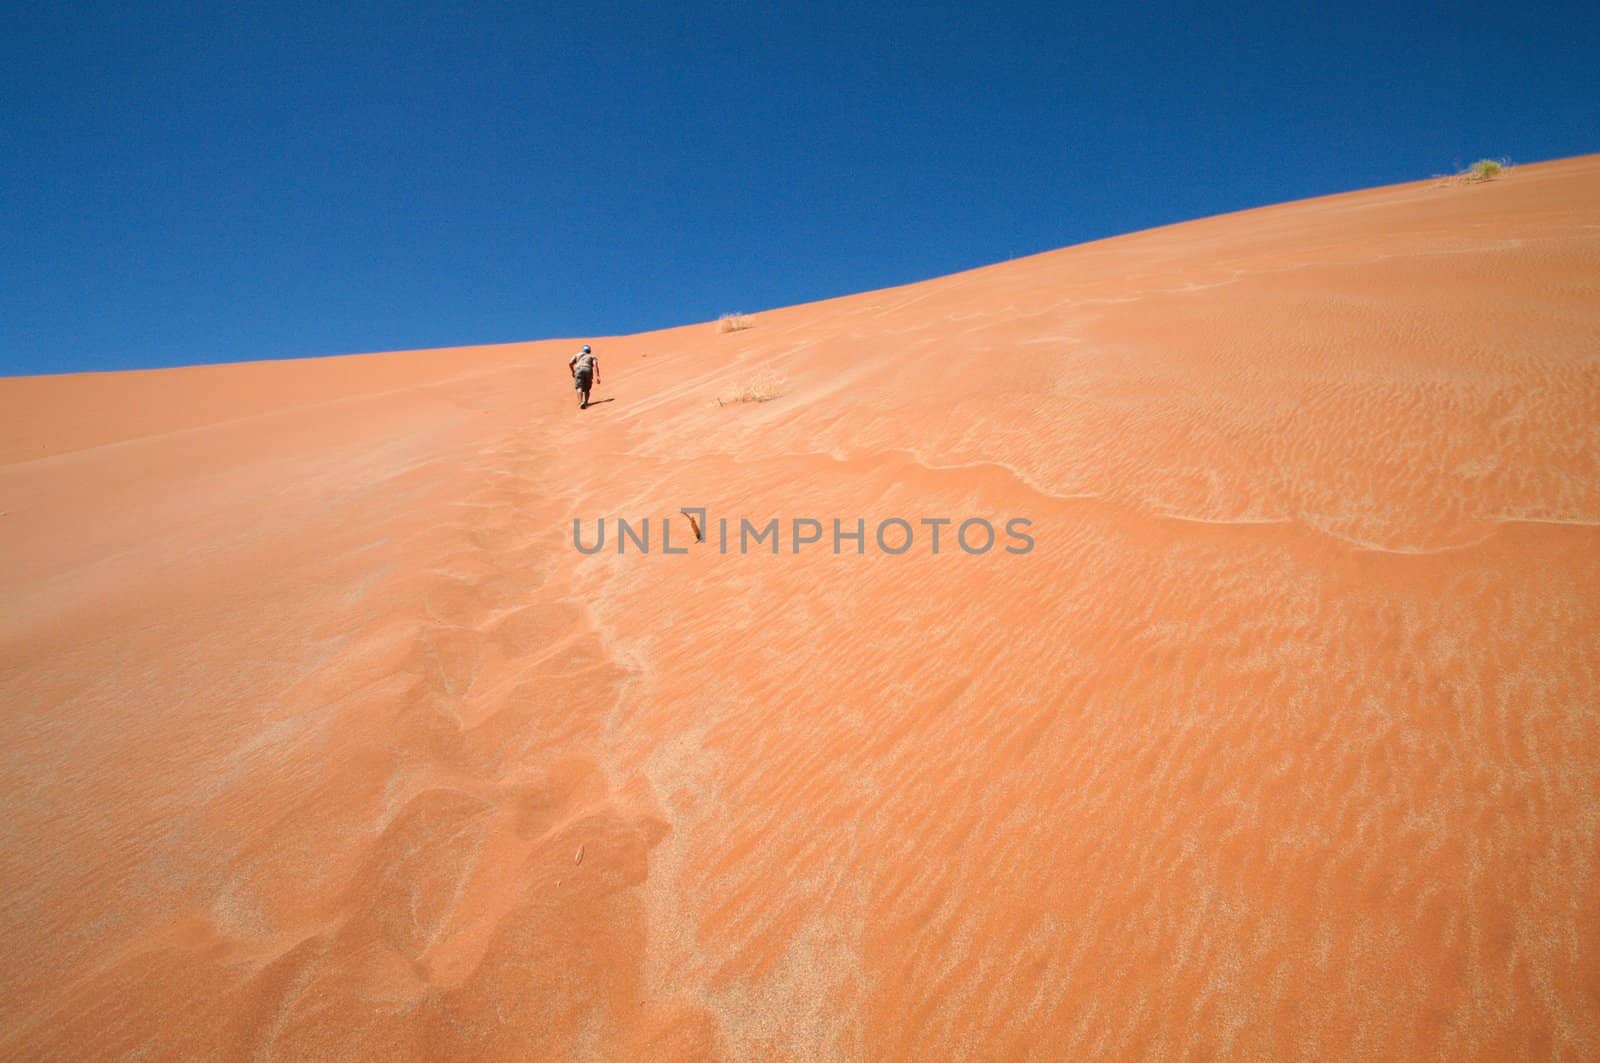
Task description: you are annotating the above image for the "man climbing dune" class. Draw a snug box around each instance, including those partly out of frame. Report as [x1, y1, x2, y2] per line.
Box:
[568, 344, 600, 409]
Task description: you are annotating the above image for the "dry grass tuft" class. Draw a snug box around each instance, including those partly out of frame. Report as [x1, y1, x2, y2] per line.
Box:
[716, 368, 786, 406]
[717, 313, 755, 333]
[1465, 158, 1506, 181]
[1437, 157, 1511, 186]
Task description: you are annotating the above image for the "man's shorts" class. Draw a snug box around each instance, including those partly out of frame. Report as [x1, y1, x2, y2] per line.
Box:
[574, 370, 592, 392]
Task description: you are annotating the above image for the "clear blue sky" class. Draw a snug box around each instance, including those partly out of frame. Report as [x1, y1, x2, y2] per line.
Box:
[3, 0, 1595, 376]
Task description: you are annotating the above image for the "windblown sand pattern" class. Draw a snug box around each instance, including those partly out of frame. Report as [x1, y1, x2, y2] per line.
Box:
[2, 156, 1598, 1059]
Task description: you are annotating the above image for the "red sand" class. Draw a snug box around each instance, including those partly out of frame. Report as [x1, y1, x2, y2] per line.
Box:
[2, 156, 1598, 1059]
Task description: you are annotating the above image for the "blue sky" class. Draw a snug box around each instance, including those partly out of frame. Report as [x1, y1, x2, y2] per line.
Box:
[3, 0, 1595, 376]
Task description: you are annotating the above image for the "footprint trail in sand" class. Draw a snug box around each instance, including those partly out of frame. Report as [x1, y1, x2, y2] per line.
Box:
[2, 155, 1598, 1059]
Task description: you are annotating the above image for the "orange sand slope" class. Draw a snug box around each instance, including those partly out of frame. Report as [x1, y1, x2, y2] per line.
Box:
[3, 155, 1598, 1059]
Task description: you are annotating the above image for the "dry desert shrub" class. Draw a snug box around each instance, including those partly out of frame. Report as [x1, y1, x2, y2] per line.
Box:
[716, 368, 786, 406]
[1465, 158, 1506, 181]
[717, 312, 755, 333]
[1437, 157, 1511, 186]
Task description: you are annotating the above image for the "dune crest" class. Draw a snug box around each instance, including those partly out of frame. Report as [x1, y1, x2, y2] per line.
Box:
[3, 155, 1598, 1058]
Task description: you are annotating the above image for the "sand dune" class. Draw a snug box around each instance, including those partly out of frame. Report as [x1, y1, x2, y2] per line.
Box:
[2, 155, 1598, 1059]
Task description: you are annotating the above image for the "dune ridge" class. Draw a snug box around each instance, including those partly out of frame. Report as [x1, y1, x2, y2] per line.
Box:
[2, 154, 1598, 1058]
